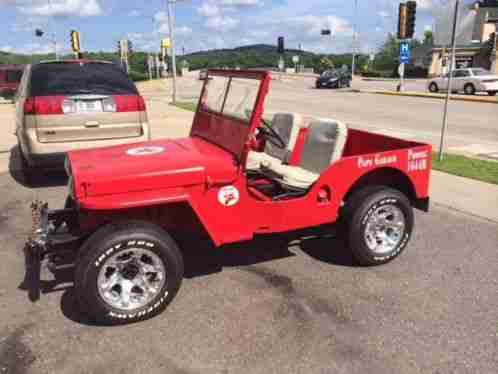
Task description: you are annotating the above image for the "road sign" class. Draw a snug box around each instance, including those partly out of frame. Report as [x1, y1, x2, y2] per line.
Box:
[292, 55, 299, 64]
[399, 42, 411, 64]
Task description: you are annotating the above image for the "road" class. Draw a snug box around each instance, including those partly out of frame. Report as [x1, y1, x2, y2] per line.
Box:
[0, 167, 497, 374]
[176, 74, 498, 159]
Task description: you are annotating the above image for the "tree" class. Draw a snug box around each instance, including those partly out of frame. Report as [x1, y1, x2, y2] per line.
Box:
[423, 30, 434, 46]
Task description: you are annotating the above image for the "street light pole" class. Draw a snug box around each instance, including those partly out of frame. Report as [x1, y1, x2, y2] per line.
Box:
[166, 0, 178, 104]
[47, 0, 58, 60]
[438, 0, 460, 162]
[351, 0, 358, 78]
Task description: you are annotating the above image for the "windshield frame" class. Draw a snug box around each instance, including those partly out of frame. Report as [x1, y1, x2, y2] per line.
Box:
[190, 69, 271, 162]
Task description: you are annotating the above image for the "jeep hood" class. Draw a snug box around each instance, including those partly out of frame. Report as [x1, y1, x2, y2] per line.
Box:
[67, 137, 239, 198]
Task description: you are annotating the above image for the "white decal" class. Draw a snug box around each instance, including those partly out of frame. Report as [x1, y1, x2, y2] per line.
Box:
[218, 186, 240, 207]
[408, 149, 429, 172]
[126, 146, 165, 156]
[358, 154, 398, 169]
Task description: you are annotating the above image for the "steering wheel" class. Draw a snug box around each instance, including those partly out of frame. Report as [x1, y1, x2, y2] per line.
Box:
[258, 119, 286, 149]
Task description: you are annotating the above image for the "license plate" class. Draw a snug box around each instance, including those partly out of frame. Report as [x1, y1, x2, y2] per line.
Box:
[76, 100, 102, 112]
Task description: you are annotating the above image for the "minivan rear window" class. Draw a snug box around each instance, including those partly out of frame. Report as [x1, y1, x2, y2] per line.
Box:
[30, 62, 138, 97]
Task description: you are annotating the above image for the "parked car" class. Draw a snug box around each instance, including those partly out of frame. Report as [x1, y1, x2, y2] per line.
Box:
[0, 65, 23, 101]
[315, 70, 351, 89]
[15, 60, 150, 173]
[24, 69, 432, 325]
[427, 68, 498, 96]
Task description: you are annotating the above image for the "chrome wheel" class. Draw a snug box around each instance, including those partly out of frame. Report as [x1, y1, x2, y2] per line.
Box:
[364, 205, 406, 254]
[97, 248, 166, 311]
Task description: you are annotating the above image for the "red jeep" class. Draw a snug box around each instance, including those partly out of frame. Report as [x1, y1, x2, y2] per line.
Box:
[0, 65, 23, 101]
[25, 70, 431, 324]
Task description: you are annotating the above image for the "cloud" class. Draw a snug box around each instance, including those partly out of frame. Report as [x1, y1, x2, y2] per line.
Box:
[206, 16, 240, 31]
[8, 0, 103, 17]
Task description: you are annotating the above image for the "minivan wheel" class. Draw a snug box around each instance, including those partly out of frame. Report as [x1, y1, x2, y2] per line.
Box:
[18, 146, 33, 184]
[74, 221, 184, 325]
[464, 83, 476, 95]
[488, 91, 497, 96]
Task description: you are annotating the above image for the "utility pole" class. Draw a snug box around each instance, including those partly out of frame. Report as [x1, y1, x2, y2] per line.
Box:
[166, 0, 178, 104]
[491, 23, 498, 74]
[438, 0, 460, 162]
[48, 0, 58, 60]
[351, 0, 358, 78]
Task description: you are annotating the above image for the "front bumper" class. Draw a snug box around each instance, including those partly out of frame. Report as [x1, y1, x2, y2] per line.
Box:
[24, 201, 80, 301]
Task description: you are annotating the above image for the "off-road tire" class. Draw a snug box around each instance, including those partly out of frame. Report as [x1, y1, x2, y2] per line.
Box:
[74, 221, 184, 325]
[464, 83, 476, 95]
[428, 82, 438, 93]
[343, 186, 414, 266]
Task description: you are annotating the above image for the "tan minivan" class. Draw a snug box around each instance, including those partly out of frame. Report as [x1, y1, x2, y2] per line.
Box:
[16, 60, 150, 170]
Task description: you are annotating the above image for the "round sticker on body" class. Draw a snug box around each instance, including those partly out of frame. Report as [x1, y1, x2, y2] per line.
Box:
[218, 186, 240, 207]
[126, 146, 165, 156]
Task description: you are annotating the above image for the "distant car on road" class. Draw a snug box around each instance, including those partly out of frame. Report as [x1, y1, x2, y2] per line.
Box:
[427, 68, 498, 96]
[15, 60, 150, 174]
[0, 65, 23, 101]
[315, 70, 351, 89]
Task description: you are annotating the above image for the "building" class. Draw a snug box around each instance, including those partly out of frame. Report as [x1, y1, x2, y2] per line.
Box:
[428, 0, 498, 77]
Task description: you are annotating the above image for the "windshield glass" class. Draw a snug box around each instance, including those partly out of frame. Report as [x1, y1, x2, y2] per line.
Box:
[322, 71, 337, 78]
[471, 69, 490, 76]
[30, 62, 138, 96]
[200, 75, 259, 122]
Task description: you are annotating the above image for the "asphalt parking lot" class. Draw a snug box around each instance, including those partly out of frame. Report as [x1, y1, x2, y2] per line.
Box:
[1, 153, 497, 373]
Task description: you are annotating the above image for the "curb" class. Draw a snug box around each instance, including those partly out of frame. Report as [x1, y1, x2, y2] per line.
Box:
[357, 89, 498, 104]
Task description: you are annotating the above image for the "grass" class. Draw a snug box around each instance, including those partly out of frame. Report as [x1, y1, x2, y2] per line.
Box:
[169, 101, 498, 185]
[432, 152, 498, 185]
[172, 101, 197, 112]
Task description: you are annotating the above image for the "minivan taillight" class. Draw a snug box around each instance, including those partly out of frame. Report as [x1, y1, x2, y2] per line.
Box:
[24, 96, 64, 115]
[114, 95, 146, 112]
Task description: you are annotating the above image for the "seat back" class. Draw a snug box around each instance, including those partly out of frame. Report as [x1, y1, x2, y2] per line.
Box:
[264, 112, 303, 161]
[298, 118, 348, 174]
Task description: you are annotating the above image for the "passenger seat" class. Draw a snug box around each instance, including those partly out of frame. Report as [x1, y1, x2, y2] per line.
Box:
[246, 112, 303, 170]
[264, 118, 348, 190]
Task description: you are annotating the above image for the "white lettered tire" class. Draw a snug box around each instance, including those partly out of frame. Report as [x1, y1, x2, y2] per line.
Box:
[74, 222, 184, 325]
[343, 186, 414, 266]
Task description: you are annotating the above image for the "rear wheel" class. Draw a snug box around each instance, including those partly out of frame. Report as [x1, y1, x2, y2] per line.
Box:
[428, 82, 439, 93]
[343, 186, 414, 266]
[74, 221, 184, 325]
[464, 83, 476, 95]
[488, 91, 497, 96]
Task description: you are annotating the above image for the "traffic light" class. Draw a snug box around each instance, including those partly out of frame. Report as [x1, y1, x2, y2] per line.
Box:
[70, 30, 81, 53]
[406, 1, 417, 39]
[398, 3, 407, 40]
[277, 36, 285, 54]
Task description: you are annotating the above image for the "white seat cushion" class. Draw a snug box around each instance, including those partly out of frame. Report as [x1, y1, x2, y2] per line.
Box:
[263, 118, 348, 189]
[246, 112, 303, 170]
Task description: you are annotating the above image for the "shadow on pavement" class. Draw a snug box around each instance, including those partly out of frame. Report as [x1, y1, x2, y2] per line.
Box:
[18, 231, 356, 325]
[8, 145, 68, 188]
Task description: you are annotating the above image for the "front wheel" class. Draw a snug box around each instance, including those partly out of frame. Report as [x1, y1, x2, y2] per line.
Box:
[74, 221, 184, 325]
[343, 186, 414, 266]
[428, 82, 438, 93]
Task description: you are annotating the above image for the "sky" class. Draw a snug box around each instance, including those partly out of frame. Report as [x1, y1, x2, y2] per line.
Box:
[0, 0, 471, 56]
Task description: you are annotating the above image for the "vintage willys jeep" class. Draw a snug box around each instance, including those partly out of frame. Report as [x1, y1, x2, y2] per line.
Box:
[25, 70, 431, 324]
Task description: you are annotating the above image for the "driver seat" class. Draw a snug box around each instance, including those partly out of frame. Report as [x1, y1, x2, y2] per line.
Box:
[246, 112, 303, 170]
[264, 118, 348, 190]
